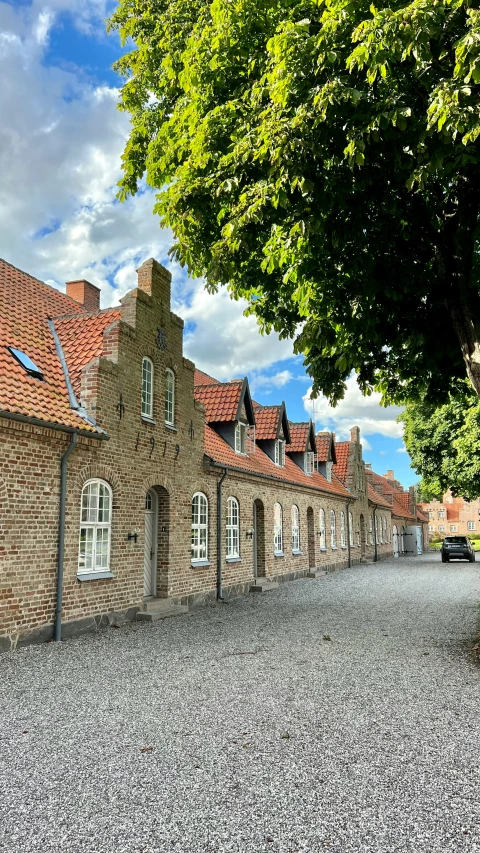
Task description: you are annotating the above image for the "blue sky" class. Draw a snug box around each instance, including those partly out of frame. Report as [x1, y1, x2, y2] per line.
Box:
[0, 0, 416, 486]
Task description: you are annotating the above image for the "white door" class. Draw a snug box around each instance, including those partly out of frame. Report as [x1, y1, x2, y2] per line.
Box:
[144, 490, 157, 596]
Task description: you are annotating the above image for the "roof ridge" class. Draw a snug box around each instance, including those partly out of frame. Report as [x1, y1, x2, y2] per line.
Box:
[53, 307, 120, 322]
[0, 257, 86, 312]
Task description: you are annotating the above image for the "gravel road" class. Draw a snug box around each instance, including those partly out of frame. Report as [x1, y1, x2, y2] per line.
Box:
[1, 553, 479, 853]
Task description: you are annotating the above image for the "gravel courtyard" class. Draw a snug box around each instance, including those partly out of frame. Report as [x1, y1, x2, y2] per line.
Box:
[1, 553, 480, 853]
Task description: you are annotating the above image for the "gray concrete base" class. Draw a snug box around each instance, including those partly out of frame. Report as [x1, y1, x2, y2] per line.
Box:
[1, 606, 140, 652]
[307, 569, 327, 578]
[250, 580, 279, 593]
[136, 599, 189, 622]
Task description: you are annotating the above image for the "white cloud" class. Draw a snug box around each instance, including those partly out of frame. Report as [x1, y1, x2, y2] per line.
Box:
[397, 445, 408, 453]
[303, 374, 404, 440]
[249, 370, 293, 394]
[361, 436, 372, 451]
[0, 2, 296, 381]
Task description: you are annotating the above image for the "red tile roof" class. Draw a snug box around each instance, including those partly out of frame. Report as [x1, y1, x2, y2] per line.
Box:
[287, 422, 311, 453]
[194, 368, 220, 386]
[254, 406, 281, 440]
[204, 425, 353, 498]
[55, 309, 121, 397]
[194, 380, 244, 423]
[316, 432, 336, 463]
[0, 258, 101, 434]
[392, 496, 415, 520]
[333, 441, 350, 483]
[367, 484, 392, 509]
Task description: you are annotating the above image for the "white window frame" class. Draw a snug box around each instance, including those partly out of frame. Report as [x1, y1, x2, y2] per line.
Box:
[165, 368, 175, 425]
[291, 505, 300, 552]
[141, 357, 154, 419]
[191, 492, 208, 563]
[375, 516, 379, 545]
[304, 451, 315, 475]
[428, 524, 434, 532]
[235, 422, 247, 454]
[330, 510, 337, 549]
[78, 479, 112, 575]
[468, 521, 475, 531]
[349, 511, 354, 547]
[438, 525, 446, 532]
[275, 439, 285, 467]
[450, 524, 457, 532]
[438, 510, 445, 519]
[319, 508, 326, 550]
[226, 497, 240, 558]
[340, 511, 346, 548]
[274, 502, 283, 555]
[369, 515, 373, 545]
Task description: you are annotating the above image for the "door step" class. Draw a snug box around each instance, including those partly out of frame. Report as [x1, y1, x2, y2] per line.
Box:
[307, 569, 327, 578]
[136, 599, 188, 622]
[250, 580, 279, 593]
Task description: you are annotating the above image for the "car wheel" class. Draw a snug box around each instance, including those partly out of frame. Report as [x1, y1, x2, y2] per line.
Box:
[441, 555, 447, 563]
[470, 555, 476, 562]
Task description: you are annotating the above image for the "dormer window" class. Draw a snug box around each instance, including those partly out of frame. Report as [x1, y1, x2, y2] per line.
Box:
[275, 439, 285, 467]
[235, 422, 247, 454]
[304, 451, 315, 475]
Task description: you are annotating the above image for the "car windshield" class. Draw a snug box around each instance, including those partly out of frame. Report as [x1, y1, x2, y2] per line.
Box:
[444, 537, 468, 544]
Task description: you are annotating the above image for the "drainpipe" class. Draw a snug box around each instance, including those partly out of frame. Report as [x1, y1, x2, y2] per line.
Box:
[216, 468, 227, 601]
[346, 500, 352, 568]
[55, 432, 78, 641]
[373, 506, 378, 563]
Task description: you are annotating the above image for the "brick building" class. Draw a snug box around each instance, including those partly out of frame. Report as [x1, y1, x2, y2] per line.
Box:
[419, 491, 480, 538]
[0, 257, 427, 650]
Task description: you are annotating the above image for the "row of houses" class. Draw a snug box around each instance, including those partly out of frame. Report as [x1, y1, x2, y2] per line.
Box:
[0, 257, 428, 650]
[419, 492, 480, 537]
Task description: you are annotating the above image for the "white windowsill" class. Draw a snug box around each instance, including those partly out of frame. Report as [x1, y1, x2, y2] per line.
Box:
[191, 559, 210, 567]
[341, 545, 347, 550]
[226, 556, 241, 563]
[141, 415, 156, 425]
[292, 549, 302, 556]
[274, 552, 285, 558]
[331, 546, 337, 550]
[165, 422, 177, 431]
[77, 571, 115, 582]
[320, 546, 327, 551]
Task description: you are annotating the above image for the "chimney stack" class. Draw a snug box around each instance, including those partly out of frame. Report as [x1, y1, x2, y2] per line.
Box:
[66, 279, 100, 312]
[350, 426, 360, 443]
[384, 469, 395, 481]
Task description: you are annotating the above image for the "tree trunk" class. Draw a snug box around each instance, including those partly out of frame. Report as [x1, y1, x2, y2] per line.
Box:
[441, 172, 480, 397]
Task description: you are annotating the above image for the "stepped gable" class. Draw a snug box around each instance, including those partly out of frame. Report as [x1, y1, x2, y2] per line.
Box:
[0, 258, 101, 433]
[54, 309, 121, 397]
[204, 424, 352, 497]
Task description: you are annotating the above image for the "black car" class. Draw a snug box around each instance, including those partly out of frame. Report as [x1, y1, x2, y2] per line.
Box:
[440, 536, 476, 562]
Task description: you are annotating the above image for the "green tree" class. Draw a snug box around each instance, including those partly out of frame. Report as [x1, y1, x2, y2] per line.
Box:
[400, 381, 480, 500]
[109, 0, 480, 404]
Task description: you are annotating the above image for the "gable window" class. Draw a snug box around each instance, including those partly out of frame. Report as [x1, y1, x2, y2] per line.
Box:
[165, 369, 175, 425]
[304, 451, 315, 475]
[275, 439, 285, 467]
[330, 510, 337, 549]
[291, 505, 300, 552]
[340, 511, 346, 548]
[349, 511, 354, 547]
[192, 493, 208, 562]
[226, 497, 240, 558]
[78, 479, 112, 574]
[235, 422, 247, 454]
[319, 508, 326, 550]
[274, 503, 283, 555]
[141, 357, 154, 419]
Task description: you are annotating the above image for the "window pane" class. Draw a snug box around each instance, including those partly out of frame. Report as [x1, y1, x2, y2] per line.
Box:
[79, 527, 94, 571]
[142, 359, 153, 417]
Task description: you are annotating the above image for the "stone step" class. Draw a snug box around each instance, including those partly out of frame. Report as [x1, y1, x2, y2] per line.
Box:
[307, 569, 327, 578]
[136, 600, 188, 622]
[250, 580, 279, 593]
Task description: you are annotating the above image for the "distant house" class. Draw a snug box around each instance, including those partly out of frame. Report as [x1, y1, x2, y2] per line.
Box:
[419, 491, 480, 538]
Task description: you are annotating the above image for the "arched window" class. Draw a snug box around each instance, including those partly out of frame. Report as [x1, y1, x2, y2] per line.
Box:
[384, 518, 388, 542]
[274, 503, 283, 555]
[375, 516, 379, 545]
[349, 511, 354, 547]
[291, 505, 300, 552]
[319, 508, 326, 550]
[340, 511, 346, 547]
[330, 510, 337, 549]
[78, 479, 112, 574]
[165, 368, 175, 425]
[192, 493, 208, 562]
[141, 357, 154, 418]
[226, 497, 239, 558]
[369, 515, 373, 545]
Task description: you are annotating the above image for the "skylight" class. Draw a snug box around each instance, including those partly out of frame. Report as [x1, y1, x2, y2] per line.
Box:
[8, 347, 44, 380]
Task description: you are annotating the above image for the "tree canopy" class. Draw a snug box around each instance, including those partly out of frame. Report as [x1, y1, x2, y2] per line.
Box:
[109, 0, 480, 405]
[400, 381, 480, 500]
